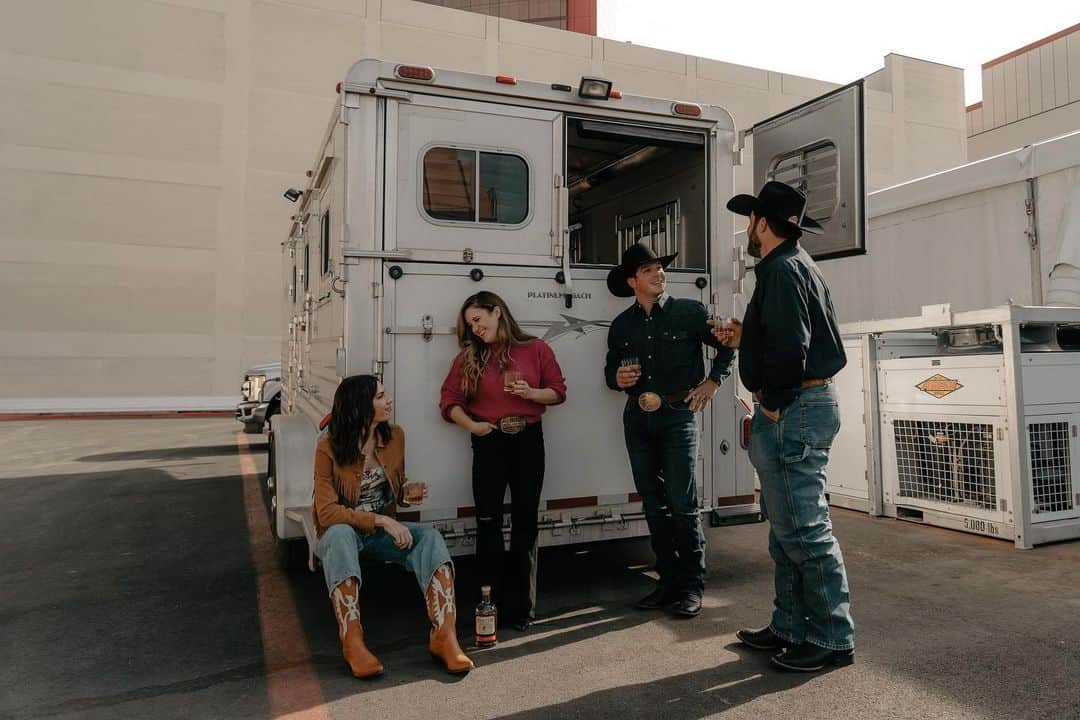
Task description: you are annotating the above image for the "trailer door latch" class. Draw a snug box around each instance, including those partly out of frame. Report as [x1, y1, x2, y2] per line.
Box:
[422, 314, 434, 342]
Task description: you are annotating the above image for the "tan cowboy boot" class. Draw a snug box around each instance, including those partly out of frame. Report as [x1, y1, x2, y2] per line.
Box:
[331, 578, 383, 678]
[426, 565, 474, 674]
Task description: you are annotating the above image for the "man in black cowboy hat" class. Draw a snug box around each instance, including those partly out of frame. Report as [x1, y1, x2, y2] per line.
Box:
[603, 243, 734, 617]
[715, 180, 855, 672]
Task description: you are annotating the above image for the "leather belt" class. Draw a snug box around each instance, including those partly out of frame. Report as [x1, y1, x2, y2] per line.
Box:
[752, 378, 834, 402]
[631, 390, 690, 412]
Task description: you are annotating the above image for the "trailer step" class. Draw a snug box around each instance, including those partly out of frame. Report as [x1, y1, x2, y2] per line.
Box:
[285, 506, 317, 573]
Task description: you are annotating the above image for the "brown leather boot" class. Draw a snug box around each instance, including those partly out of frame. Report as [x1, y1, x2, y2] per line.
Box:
[331, 578, 383, 679]
[426, 565, 474, 674]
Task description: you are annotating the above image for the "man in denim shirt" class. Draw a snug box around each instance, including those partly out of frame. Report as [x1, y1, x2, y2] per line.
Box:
[604, 243, 734, 617]
[717, 181, 855, 672]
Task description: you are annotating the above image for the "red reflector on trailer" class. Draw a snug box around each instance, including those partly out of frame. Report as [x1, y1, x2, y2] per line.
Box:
[395, 64, 435, 81]
[335, 81, 342, 93]
[741, 414, 753, 450]
[496, 75, 517, 85]
[672, 102, 702, 117]
[609, 90, 623, 99]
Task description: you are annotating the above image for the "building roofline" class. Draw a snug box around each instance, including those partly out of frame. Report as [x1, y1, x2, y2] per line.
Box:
[983, 22, 1080, 70]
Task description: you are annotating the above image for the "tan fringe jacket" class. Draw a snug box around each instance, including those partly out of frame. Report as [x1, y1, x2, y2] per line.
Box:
[312, 424, 405, 538]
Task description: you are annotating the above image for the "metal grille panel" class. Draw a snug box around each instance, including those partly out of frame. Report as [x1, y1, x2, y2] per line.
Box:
[893, 420, 997, 510]
[1028, 422, 1074, 514]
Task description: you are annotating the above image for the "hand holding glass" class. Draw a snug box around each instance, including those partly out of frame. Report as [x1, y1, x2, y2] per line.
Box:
[402, 479, 428, 506]
[503, 370, 524, 391]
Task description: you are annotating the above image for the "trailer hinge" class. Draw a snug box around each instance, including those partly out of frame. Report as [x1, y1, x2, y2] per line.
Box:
[421, 314, 434, 342]
[371, 282, 382, 299]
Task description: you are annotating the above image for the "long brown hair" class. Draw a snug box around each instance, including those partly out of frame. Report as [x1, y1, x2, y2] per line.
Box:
[328, 375, 391, 468]
[456, 291, 534, 397]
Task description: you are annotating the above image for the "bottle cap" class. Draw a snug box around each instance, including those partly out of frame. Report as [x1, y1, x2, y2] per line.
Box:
[480, 585, 491, 594]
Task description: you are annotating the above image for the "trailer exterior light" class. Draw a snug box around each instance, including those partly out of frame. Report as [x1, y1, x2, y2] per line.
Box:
[609, 90, 622, 99]
[672, 102, 702, 117]
[496, 75, 517, 85]
[551, 83, 573, 92]
[578, 76, 613, 100]
[395, 64, 435, 82]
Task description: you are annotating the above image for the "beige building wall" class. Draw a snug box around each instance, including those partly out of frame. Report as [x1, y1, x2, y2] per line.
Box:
[967, 23, 1080, 160]
[0, 0, 966, 412]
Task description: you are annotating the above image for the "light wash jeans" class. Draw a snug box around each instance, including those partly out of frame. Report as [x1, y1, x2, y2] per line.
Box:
[315, 522, 453, 596]
[748, 384, 855, 651]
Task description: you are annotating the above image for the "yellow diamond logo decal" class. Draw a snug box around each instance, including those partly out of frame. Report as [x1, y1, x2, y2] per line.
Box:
[916, 373, 964, 399]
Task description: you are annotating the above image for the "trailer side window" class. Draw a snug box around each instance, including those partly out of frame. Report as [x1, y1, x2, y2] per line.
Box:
[768, 142, 839, 228]
[422, 147, 529, 225]
[321, 209, 331, 276]
[303, 243, 310, 293]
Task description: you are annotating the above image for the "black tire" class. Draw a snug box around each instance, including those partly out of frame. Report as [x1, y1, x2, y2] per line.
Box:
[277, 537, 310, 573]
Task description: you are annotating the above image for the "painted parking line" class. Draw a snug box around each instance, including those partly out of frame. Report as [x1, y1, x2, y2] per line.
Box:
[237, 433, 331, 720]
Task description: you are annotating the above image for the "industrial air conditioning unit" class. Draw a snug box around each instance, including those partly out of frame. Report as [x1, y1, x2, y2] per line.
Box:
[839, 305, 1080, 548]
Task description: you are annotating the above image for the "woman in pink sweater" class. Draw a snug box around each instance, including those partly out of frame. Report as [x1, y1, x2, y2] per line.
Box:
[439, 291, 567, 630]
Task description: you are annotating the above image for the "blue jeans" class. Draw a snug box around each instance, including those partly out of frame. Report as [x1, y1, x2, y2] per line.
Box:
[748, 384, 854, 651]
[315, 522, 453, 596]
[623, 400, 705, 596]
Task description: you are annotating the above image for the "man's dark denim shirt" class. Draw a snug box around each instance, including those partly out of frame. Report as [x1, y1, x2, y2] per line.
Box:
[739, 239, 846, 412]
[605, 294, 734, 396]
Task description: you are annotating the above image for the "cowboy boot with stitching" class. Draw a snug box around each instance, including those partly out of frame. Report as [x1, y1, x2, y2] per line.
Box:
[426, 564, 474, 674]
[331, 577, 383, 679]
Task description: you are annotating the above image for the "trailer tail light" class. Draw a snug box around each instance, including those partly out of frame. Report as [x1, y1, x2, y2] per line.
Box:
[496, 75, 517, 85]
[395, 64, 435, 82]
[739, 397, 753, 450]
[672, 102, 702, 117]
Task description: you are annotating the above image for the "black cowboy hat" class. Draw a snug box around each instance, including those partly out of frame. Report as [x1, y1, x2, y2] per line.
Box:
[726, 180, 824, 238]
[606, 243, 678, 298]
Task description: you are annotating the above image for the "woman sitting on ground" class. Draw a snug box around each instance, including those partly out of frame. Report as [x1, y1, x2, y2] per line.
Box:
[312, 374, 473, 678]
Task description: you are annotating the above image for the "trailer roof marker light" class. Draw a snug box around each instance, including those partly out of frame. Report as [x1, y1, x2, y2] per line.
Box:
[672, 102, 702, 117]
[609, 90, 622, 99]
[395, 64, 435, 82]
[578, 76, 613, 100]
[335, 81, 342, 93]
[496, 75, 517, 85]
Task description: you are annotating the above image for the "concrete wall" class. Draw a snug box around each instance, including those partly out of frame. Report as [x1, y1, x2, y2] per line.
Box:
[967, 23, 1080, 160]
[0, 0, 966, 412]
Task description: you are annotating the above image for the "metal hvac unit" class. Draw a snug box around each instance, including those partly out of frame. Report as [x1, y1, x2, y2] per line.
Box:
[840, 305, 1080, 548]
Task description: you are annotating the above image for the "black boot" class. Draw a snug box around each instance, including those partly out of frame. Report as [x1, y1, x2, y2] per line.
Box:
[771, 642, 854, 672]
[736, 625, 787, 651]
[635, 585, 676, 610]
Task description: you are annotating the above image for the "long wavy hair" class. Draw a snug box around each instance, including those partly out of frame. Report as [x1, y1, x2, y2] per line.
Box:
[456, 291, 534, 397]
[328, 375, 391, 468]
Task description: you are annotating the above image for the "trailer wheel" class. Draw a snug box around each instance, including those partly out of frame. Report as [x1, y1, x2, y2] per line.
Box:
[277, 537, 310, 573]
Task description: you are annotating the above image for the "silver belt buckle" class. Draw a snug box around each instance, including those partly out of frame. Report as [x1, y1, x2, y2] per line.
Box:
[498, 415, 526, 434]
[637, 392, 662, 413]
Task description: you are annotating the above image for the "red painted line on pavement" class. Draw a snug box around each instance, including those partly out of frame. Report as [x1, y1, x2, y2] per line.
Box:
[236, 433, 331, 720]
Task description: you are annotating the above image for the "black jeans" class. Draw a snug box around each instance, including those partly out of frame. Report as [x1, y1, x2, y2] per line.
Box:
[471, 422, 545, 621]
[623, 401, 705, 596]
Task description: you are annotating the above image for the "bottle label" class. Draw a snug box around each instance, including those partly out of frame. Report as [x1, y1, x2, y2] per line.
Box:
[476, 615, 496, 637]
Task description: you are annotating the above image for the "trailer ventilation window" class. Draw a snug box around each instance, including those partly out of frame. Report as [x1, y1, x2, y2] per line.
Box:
[422, 147, 529, 225]
[321, 209, 331, 276]
[768, 141, 838, 227]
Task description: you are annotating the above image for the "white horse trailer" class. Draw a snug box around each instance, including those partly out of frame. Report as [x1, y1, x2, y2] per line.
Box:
[267, 60, 865, 568]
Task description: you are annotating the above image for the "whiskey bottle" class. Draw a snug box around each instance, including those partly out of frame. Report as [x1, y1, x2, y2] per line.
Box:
[475, 585, 497, 648]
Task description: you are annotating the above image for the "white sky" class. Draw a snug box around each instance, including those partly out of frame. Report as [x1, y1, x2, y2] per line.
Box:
[597, 1, 1079, 105]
